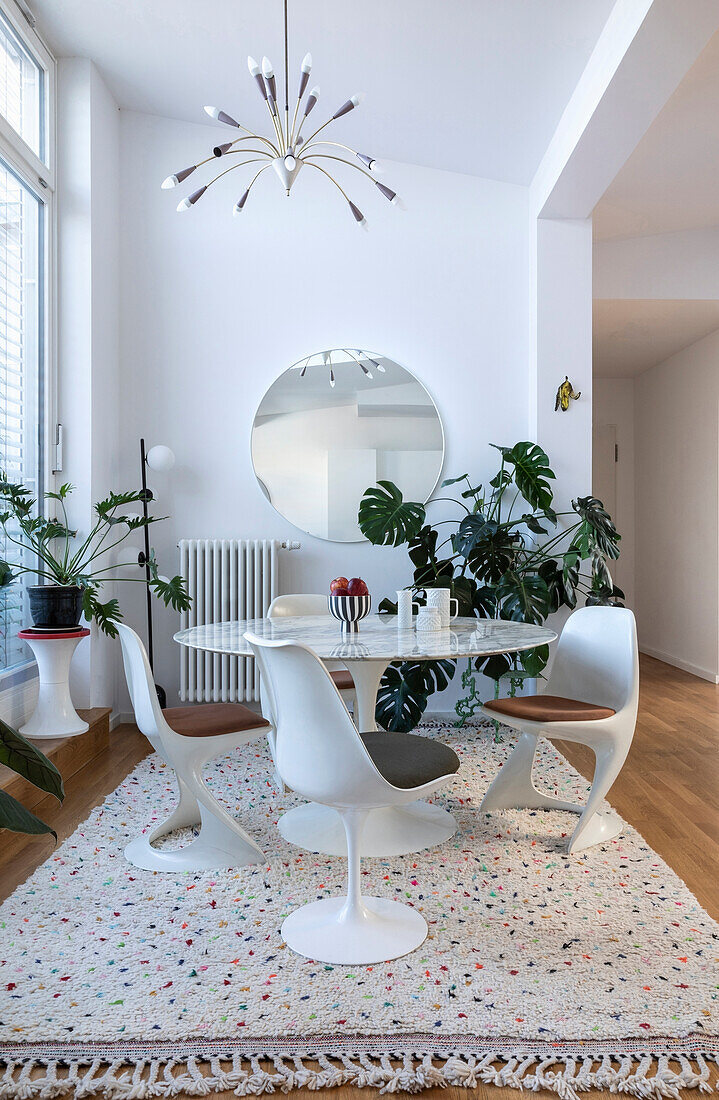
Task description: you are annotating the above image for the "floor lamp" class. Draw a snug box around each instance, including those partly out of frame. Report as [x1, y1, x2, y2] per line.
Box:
[139, 438, 176, 709]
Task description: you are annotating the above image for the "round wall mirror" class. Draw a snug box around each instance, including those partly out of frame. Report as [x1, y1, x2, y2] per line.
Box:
[251, 349, 444, 542]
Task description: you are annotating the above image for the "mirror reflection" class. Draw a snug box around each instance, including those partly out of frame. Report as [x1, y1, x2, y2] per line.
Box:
[251, 350, 444, 542]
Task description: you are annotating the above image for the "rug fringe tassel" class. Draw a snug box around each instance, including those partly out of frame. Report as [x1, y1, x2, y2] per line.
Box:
[0, 1050, 717, 1098]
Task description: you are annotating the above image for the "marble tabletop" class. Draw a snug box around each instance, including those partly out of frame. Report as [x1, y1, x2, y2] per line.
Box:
[174, 615, 556, 662]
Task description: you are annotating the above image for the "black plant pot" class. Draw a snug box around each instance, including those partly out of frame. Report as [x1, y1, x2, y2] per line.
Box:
[27, 585, 84, 629]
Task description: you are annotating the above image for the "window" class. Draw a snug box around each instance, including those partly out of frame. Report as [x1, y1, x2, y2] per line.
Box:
[0, 2, 53, 677]
[0, 8, 44, 160]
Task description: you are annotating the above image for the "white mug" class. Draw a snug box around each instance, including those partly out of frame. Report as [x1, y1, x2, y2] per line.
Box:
[396, 589, 420, 629]
[421, 588, 459, 629]
[416, 606, 443, 632]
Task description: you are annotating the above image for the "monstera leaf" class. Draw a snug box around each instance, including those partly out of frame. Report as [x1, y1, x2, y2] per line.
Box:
[358, 481, 426, 547]
[497, 571, 551, 624]
[375, 660, 456, 732]
[408, 526, 454, 587]
[491, 442, 555, 510]
[571, 496, 621, 559]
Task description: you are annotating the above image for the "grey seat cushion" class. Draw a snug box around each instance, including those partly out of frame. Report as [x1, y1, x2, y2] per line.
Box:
[359, 731, 460, 790]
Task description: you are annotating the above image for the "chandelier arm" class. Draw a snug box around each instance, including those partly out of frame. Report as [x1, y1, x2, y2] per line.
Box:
[264, 98, 286, 153]
[306, 161, 352, 205]
[302, 139, 363, 157]
[302, 153, 376, 183]
[230, 132, 280, 157]
[245, 162, 273, 194]
[300, 117, 336, 147]
[205, 157, 271, 190]
[289, 97, 302, 148]
[283, 0, 290, 144]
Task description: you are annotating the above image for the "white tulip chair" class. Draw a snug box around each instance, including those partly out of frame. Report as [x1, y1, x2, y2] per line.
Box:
[117, 623, 269, 871]
[245, 633, 460, 964]
[480, 606, 638, 854]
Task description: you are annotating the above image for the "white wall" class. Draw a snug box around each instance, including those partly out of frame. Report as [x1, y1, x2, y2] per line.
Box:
[592, 377, 635, 607]
[634, 328, 719, 682]
[56, 59, 120, 710]
[115, 111, 531, 709]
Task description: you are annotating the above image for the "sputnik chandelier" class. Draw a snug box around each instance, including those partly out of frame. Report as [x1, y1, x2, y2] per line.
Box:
[161, 0, 400, 227]
[292, 349, 386, 387]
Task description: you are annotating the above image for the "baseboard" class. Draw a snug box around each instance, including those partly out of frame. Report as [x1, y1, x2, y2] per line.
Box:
[112, 711, 135, 728]
[640, 646, 719, 684]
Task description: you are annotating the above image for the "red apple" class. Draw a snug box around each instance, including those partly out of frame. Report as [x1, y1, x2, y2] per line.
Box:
[347, 577, 369, 596]
[332, 586, 350, 597]
[330, 576, 349, 593]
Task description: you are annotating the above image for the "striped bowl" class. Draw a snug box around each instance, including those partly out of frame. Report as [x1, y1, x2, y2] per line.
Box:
[328, 593, 372, 634]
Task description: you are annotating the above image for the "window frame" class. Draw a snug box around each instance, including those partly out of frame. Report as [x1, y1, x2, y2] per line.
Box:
[0, 0, 56, 689]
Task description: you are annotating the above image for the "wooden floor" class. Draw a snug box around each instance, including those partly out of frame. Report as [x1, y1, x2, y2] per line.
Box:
[1, 653, 717, 1099]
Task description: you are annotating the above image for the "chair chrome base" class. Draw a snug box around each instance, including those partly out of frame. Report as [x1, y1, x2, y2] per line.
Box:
[278, 799, 457, 856]
[282, 896, 427, 965]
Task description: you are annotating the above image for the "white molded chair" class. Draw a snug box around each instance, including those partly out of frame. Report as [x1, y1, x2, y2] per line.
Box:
[268, 593, 356, 706]
[480, 606, 638, 854]
[118, 623, 269, 871]
[245, 632, 460, 964]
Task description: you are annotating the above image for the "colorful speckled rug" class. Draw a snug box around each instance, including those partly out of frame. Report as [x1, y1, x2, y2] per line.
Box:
[0, 721, 717, 1097]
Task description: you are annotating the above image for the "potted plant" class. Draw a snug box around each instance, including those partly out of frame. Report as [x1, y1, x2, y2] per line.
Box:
[0, 717, 64, 837]
[0, 476, 190, 635]
[358, 441, 623, 731]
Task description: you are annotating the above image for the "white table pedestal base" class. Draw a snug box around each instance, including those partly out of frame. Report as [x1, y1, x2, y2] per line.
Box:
[278, 800, 457, 857]
[19, 633, 89, 739]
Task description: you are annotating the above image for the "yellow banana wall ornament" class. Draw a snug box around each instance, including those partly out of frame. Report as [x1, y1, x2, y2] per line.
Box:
[555, 375, 581, 412]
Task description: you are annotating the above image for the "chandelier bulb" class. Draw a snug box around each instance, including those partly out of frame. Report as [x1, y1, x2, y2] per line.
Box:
[204, 106, 240, 127]
[177, 185, 207, 211]
[161, 165, 196, 189]
[333, 92, 365, 120]
[348, 200, 367, 228]
[233, 188, 251, 215]
[304, 86, 320, 116]
[357, 153, 383, 174]
[284, 152, 297, 170]
[262, 57, 277, 102]
[301, 52, 312, 74]
[298, 52, 312, 99]
[247, 55, 260, 77]
[213, 142, 233, 157]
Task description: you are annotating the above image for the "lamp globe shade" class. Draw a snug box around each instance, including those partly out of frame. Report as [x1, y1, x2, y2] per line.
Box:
[146, 444, 176, 472]
[116, 544, 143, 568]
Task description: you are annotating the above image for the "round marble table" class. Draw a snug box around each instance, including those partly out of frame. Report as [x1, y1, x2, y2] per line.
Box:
[174, 615, 556, 857]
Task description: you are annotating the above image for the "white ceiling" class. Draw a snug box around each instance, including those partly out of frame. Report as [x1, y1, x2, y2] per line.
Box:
[30, 0, 615, 184]
[593, 299, 719, 377]
[594, 31, 719, 240]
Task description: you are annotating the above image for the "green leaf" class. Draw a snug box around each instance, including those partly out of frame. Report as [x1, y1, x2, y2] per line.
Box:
[475, 651, 513, 683]
[0, 560, 15, 589]
[496, 571, 551, 624]
[375, 660, 455, 732]
[491, 441, 555, 510]
[358, 481, 426, 547]
[375, 665, 429, 731]
[149, 572, 192, 612]
[571, 496, 621, 560]
[0, 719, 64, 801]
[407, 526, 454, 588]
[0, 789, 56, 838]
[82, 589, 122, 637]
[518, 644, 549, 678]
[440, 474, 469, 487]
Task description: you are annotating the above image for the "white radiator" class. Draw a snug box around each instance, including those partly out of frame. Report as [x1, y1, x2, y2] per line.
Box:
[178, 538, 299, 703]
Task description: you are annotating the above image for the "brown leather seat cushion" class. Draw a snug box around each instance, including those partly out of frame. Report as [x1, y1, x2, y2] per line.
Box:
[163, 703, 270, 737]
[330, 669, 354, 691]
[484, 694, 615, 723]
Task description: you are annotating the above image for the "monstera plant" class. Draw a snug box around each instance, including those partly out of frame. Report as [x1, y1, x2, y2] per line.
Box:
[0, 718, 64, 837]
[358, 441, 623, 731]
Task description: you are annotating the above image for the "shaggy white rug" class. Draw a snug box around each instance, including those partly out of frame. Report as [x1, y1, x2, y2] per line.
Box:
[0, 722, 717, 1097]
